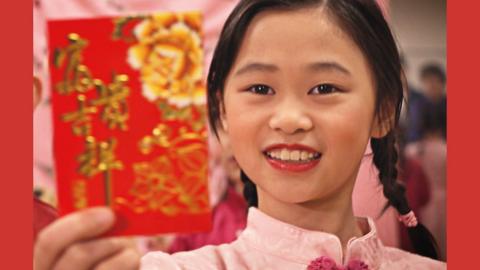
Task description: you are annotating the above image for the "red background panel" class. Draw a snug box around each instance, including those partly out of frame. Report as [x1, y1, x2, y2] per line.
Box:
[0, 0, 33, 269]
[446, 0, 480, 268]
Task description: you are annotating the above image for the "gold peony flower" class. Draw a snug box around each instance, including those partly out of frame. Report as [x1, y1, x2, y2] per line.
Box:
[127, 12, 205, 108]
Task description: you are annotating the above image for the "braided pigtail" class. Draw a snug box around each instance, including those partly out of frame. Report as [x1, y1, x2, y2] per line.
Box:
[371, 134, 440, 260]
[240, 170, 258, 207]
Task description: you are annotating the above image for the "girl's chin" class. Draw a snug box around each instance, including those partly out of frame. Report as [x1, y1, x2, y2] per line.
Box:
[259, 187, 321, 205]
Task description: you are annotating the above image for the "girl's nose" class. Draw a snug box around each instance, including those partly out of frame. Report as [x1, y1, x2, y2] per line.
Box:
[268, 99, 313, 135]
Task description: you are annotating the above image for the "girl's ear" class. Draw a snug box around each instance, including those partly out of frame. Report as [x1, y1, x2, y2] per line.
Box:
[371, 105, 395, 138]
[371, 118, 390, 138]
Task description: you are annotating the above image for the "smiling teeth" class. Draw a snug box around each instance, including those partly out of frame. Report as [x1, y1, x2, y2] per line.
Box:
[266, 149, 320, 161]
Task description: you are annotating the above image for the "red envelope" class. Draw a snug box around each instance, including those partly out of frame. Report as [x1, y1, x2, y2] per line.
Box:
[48, 12, 211, 236]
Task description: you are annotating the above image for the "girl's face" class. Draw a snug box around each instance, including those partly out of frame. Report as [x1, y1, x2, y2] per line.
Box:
[221, 7, 382, 204]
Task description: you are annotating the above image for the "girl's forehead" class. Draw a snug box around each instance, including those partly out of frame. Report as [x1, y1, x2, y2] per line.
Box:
[231, 7, 369, 79]
[248, 8, 349, 46]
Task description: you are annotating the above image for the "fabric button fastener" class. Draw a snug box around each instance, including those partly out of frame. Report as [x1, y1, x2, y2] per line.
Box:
[307, 256, 368, 270]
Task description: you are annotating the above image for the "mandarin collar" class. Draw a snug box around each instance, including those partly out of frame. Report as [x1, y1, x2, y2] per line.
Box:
[238, 207, 383, 269]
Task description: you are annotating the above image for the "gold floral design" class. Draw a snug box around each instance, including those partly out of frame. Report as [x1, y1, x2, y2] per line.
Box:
[127, 12, 205, 108]
[116, 135, 209, 216]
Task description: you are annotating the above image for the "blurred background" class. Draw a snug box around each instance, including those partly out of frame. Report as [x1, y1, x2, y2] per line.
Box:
[391, 0, 446, 87]
[33, 0, 447, 261]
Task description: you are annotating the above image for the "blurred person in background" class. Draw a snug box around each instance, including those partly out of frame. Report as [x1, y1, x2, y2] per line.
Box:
[421, 64, 447, 107]
[406, 101, 447, 260]
[418, 103, 447, 260]
[399, 56, 429, 143]
[402, 63, 446, 259]
[420, 63, 447, 138]
[404, 63, 447, 151]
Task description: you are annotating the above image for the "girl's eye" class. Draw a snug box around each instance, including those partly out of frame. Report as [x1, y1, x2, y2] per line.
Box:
[308, 84, 338, 95]
[247, 84, 275, 95]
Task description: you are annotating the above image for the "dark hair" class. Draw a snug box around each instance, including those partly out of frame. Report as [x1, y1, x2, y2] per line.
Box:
[420, 63, 446, 84]
[207, 0, 439, 259]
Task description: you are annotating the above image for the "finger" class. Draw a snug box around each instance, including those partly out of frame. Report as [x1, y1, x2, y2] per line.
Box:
[34, 207, 115, 270]
[52, 237, 124, 270]
[94, 248, 141, 270]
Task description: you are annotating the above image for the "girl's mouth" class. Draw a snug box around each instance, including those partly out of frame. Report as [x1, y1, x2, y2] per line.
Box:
[263, 144, 321, 172]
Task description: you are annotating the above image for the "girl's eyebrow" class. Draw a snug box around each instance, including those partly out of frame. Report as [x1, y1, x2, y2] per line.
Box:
[306, 61, 351, 76]
[233, 61, 351, 77]
[233, 62, 279, 77]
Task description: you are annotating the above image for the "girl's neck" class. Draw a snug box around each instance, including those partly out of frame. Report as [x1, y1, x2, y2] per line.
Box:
[257, 187, 364, 253]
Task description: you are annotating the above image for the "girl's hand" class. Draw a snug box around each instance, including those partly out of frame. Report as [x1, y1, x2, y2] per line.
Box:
[34, 207, 141, 270]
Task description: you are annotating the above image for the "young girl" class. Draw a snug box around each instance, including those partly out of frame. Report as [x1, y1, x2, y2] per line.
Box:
[34, 0, 446, 269]
[141, 0, 446, 269]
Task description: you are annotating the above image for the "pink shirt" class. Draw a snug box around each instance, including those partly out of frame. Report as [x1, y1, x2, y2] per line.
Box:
[141, 208, 446, 270]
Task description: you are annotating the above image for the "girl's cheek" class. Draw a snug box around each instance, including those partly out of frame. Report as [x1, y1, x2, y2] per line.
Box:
[226, 100, 270, 125]
[322, 105, 373, 149]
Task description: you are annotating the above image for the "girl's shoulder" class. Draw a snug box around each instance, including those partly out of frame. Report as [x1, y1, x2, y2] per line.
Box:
[381, 246, 446, 270]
